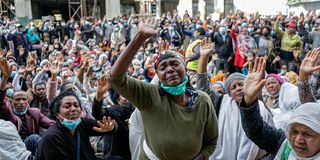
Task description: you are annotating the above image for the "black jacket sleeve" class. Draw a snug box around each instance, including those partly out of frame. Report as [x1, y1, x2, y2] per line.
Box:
[239, 99, 286, 154]
[92, 98, 110, 120]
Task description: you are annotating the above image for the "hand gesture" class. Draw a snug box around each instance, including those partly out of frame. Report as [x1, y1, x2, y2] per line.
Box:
[30, 52, 37, 60]
[93, 116, 115, 132]
[42, 63, 50, 72]
[6, 50, 13, 57]
[0, 58, 11, 79]
[96, 76, 110, 101]
[49, 63, 60, 75]
[299, 48, 320, 81]
[138, 18, 159, 40]
[243, 57, 267, 106]
[272, 56, 281, 63]
[293, 47, 300, 60]
[26, 59, 36, 73]
[0, 50, 4, 58]
[18, 66, 26, 74]
[200, 40, 213, 57]
[41, 46, 46, 52]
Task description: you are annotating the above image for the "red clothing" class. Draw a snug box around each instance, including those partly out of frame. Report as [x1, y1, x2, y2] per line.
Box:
[230, 29, 245, 68]
[74, 54, 82, 66]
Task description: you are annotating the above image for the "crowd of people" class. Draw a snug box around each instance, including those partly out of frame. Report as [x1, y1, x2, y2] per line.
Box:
[0, 8, 319, 160]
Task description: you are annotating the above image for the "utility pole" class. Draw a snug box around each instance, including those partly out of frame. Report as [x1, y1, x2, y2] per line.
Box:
[82, 0, 87, 17]
[92, 0, 97, 19]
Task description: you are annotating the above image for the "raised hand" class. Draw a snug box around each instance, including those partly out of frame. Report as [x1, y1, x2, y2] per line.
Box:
[0, 58, 11, 79]
[200, 40, 213, 57]
[243, 57, 267, 106]
[93, 116, 115, 132]
[42, 63, 50, 72]
[18, 66, 26, 74]
[198, 40, 213, 74]
[26, 59, 36, 73]
[0, 50, 4, 58]
[299, 48, 320, 81]
[96, 76, 110, 102]
[49, 63, 60, 75]
[138, 18, 159, 40]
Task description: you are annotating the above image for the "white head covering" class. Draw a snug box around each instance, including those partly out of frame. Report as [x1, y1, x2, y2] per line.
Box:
[285, 102, 320, 135]
[275, 102, 320, 160]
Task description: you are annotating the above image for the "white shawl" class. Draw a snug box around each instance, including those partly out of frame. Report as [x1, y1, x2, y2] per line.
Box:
[210, 95, 274, 160]
[272, 82, 301, 129]
[0, 120, 31, 160]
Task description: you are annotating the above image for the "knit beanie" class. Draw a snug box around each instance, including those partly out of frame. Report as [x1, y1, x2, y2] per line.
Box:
[225, 73, 246, 92]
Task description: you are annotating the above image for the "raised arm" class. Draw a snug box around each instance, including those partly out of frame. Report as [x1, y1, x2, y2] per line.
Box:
[47, 63, 59, 103]
[12, 69, 23, 90]
[0, 59, 14, 120]
[274, 16, 284, 39]
[111, 19, 158, 77]
[92, 76, 111, 120]
[0, 59, 10, 91]
[240, 57, 286, 153]
[197, 42, 223, 111]
[297, 49, 320, 103]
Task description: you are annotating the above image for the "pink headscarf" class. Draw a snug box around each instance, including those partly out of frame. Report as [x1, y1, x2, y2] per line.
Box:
[267, 74, 284, 85]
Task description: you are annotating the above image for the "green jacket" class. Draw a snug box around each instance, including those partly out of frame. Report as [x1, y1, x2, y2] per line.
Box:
[109, 74, 218, 159]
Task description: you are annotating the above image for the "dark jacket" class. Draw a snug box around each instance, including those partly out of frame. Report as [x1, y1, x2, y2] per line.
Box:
[211, 32, 233, 58]
[0, 91, 54, 137]
[29, 93, 50, 118]
[239, 99, 286, 159]
[38, 118, 115, 160]
[92, 99, 135, 160]
[8, 32, 28, 64]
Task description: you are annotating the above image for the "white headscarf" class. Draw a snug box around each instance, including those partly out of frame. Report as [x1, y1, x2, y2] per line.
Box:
[275, 102, 320, 160]
[286, 102, 320, 135]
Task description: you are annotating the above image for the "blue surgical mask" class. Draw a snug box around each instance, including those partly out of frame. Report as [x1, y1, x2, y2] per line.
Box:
[219, 27, 226, 35]
[248, 28, 254, 33]
[10, 71, 16, 79]
[160, 76, 188, 96]
[6, 88, 14, 97]
[13, 107, 27, 116]
[67, 77, 75, 83]
[59, 114, 82, 130]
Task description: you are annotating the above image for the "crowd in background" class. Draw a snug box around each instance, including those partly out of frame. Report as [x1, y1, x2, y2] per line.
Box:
[0, 8, 320, 160]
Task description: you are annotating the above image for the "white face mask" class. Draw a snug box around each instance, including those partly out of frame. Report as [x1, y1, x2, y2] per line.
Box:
[280, 69, 287, 74]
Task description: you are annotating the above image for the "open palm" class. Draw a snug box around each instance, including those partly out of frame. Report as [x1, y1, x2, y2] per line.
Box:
[300, 49, 320, 75]
[243, 57, 267, 106]
[49, 63, 60, 75]
[96, 76, 110, 101]
[138, 18, 159, 40]
[93, 116, 115, 132]
[200, 41, 213, 56]
[0, 59, 11, 78]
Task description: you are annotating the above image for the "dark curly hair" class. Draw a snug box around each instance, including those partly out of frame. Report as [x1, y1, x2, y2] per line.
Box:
[49, 90, 82, 120]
